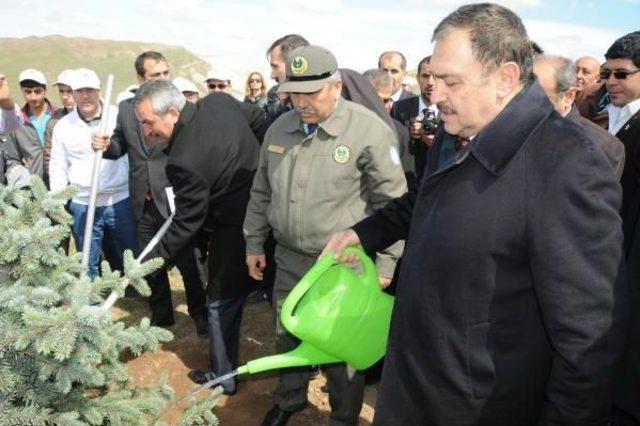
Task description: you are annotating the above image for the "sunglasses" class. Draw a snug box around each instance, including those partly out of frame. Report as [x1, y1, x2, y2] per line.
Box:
[208, 83, 228, 90]
[600, 69, 640, 81]
[249, 78, 262, 83]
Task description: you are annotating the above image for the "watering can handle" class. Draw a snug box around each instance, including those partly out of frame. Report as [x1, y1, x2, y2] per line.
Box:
[281, 247, 379, 329]
[343, 246, 379, 292]
[281, 251, 336, 330]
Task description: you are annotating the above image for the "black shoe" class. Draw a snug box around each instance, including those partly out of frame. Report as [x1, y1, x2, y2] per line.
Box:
[261, 405, 296, 426]
[194, 315, 208, 338]
[150, 318, 175, 328]
[188, 369, 236, 395]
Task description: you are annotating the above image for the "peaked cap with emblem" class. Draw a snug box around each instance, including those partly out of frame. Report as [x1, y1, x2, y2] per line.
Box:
[277, 45, 339, 94]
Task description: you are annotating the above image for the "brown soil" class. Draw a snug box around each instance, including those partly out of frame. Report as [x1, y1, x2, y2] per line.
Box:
[111, 269, 376, 425]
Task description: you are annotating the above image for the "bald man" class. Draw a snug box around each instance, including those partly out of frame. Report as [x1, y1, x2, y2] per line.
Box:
[534, 54, 624, 179]
[575, 56, 606, 120]
[576, 56, 601, 92]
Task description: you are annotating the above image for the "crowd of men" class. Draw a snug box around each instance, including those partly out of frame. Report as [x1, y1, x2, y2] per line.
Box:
[0, 2, 639, 425]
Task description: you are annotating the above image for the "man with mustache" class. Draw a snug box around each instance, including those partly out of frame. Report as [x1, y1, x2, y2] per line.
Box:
[322, 3, 625, 425]
[606, 31, 640, 426]
[243, 45, 406, 425]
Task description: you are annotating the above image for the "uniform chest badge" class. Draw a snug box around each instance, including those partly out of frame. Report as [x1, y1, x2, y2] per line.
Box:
[333, 144, 350, 164]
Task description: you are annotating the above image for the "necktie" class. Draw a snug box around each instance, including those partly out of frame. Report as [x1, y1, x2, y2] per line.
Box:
[306, 123, 318, 135]
[456, 136, 470, 151]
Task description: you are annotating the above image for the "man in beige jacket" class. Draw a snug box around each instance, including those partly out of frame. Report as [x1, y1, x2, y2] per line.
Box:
[243, 45, 407, 426]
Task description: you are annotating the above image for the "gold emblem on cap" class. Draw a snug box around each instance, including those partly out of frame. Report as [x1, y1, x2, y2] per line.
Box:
[291, 56, 308, 75]
[333, 144, 350, 164]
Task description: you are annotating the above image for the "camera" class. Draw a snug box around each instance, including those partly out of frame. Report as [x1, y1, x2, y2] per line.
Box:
[421, 110, 438, 134]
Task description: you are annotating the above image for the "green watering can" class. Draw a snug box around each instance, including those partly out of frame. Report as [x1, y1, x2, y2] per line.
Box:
[236, 247, 394, 375]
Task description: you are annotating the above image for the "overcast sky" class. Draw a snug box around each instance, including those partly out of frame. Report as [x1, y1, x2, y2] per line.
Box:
[1, 0, 638, 82]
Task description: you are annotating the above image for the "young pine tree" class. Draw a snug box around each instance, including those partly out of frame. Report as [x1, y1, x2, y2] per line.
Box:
[0, 177, 219, 425]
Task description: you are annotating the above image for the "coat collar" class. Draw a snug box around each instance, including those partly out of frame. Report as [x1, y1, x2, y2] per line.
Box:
[166, 101, 197, 154]
[284, 97, 348, 138]
[469, 79, 554, 176]
[21, 98, 56, 123]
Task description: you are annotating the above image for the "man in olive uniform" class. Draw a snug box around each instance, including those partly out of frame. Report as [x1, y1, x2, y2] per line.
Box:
[243, 45, 407, 426]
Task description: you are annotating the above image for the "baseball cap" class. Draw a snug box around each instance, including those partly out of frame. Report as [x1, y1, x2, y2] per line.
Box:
[53, 69, 76, 87]
[204, 69, 232, 82]
[19, 69, 47, 85]
[173, 77, 200, 94]
[277, 45, 338, 94]
[71, 68, 101, 90]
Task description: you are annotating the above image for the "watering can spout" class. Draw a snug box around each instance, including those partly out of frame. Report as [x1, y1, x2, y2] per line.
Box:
[237, 342, 341, 375]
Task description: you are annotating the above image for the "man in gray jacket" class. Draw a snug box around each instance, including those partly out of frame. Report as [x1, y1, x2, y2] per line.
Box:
[4, 69, 57, 186]
[244, 45, 407, 426]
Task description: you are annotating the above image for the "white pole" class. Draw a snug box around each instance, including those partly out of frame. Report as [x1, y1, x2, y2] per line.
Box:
[81, 74, 114, 273]
[98, 187, 177, 316]
[98, 212, 174, 315]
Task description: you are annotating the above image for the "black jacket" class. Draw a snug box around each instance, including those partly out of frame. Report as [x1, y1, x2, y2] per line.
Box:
[353, 81, 626, 425]
[391, 95, 431, 178]
[613, 107, 640, 422]
[106, 96, 265, 223]
[567, 105, 625, 180]
[148, 93, 261, 263]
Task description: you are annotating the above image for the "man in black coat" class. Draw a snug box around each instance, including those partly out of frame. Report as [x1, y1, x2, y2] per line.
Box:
[322, 4, 626, 425]
[92, 51, 208, 332]
[604, 31, 640, 426]
[132, 79, 262, 395]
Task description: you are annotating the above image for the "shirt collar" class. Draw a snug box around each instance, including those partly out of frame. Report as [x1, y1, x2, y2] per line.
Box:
[21, 98, 56, 123]
[285, 97, 347, 138]
[391, 87, 403, 102]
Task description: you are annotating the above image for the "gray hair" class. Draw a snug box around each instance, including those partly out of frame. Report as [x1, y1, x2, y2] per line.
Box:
[133, 78, 186, 115]
[535, 55, 577, 95]
[432, 3, 533, 84]
[363, 69, 394, 91]
[326, 70, 342, 85]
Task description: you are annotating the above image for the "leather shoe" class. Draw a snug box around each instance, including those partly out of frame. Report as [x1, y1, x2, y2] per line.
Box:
[194, 315, 208, 338]
[261, 405, 296, 426]
[187, 369, 236, 395]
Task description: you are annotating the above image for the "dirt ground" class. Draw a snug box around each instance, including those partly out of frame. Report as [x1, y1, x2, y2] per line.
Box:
[111, 269, 376, 425]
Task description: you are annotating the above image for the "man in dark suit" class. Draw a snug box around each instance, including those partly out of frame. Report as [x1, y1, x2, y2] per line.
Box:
[533, 54, 625, 179]
[604, 31, 640, 426]
[131, 79, 262, 395]
[92, 51, 208, 333]
[378, 51, 412, 103]
[391, 55, 438, 178]
[322, 4, 626, 425]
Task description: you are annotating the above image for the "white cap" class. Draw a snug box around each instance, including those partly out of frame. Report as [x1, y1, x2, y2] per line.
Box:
[204, 68, 232, 82]
[173, 77, 200, 94]
[19, 69, 47, 85]
[115, 85, 139, 105]
[71, 68, 101, 90]
[53, 69, 76, 87]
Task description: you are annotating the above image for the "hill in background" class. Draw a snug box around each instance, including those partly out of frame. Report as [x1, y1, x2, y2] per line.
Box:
[0, 35, 211, 104]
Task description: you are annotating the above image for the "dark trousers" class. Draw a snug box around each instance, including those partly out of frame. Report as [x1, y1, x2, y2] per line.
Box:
[137, 200, 207, 325]
[273, 245, 365, 426]
[613, 407, 640, 426]
[205, 224, 252, 391]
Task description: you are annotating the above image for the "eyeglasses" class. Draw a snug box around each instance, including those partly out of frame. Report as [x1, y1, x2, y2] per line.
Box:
[208, 83, 228, 90]
[249, 78, 262, 83]
[600, 69, 640, 80]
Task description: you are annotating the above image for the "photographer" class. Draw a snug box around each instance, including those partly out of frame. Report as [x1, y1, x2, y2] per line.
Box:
[392, 55, 438, 177]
